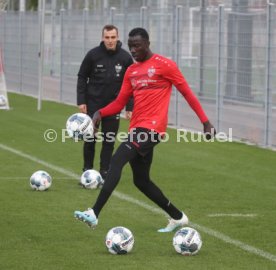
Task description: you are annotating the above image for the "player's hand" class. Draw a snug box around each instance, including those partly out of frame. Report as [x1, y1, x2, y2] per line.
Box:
[92, 110, 101, 132]
[203, 120, 216, 140]
[79, 104, 87, 114]
[125, 111, 132, 120]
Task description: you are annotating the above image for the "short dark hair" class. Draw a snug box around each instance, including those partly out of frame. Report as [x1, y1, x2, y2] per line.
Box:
[128, 28, 149, 41]
[102, 25, 118, 36]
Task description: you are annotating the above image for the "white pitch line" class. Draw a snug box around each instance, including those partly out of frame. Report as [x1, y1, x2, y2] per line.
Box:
[208, 213, 257, 218]
[0, 177, 28, 179]
[0, 143, 80, 179]
[1, 142, 276, 263]
[189, 222, 276, 263]
[0, 177, 77, 180]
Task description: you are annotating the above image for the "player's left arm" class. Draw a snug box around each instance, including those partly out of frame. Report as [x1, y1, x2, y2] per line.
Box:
[163, 60, 216, 139]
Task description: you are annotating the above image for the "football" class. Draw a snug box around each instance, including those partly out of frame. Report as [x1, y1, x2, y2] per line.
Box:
[0, 94, 7, 106]
[66, 113, 94, 141]
[173, 227, 202, 256]
[30, 170, 52, 191]
[105, 226, 134, 255]
[80, 169, 104, 189]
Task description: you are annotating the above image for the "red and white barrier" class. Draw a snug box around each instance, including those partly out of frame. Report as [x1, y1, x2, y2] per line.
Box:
[0, 48, 9, 110]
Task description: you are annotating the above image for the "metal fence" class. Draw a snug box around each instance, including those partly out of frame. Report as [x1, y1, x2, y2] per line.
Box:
[0, 1, 276, 147]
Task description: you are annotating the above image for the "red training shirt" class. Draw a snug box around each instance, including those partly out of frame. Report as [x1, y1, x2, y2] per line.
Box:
[100, 54, 208, 133]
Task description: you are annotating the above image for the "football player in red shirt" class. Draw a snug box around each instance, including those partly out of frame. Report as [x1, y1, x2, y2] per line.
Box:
[74, 28, 216, 232]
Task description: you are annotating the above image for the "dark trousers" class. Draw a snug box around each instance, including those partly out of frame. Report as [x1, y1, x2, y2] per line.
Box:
[92, 129, 182, 220]
[83, 117, 120, 172]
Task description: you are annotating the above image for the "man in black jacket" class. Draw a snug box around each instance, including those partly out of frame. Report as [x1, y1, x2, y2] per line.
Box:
[77, 25, 133, 179]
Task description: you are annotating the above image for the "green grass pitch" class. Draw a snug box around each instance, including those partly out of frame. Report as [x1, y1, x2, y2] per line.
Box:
[0, 93, 276, 270]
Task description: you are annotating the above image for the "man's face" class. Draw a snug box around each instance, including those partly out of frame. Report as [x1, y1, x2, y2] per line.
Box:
[102, 29, 118, 51]
[128, 35, 149, 62]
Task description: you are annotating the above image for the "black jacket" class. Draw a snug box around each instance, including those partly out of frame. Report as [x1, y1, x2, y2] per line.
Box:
[77, 41, 133, 115]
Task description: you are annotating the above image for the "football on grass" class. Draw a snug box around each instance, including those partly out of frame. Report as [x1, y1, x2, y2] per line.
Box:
[105, 226, 134, 255]
[30, 170, 52, 191]
[0, 95, 7, 107]
[80, 169, 103, 189]
[173, 227, 202, 256]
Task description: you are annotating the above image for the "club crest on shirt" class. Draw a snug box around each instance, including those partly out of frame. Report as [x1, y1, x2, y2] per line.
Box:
[131, 79, 137, 88]
[115, 64, 122, 77]
[147, 66, 155, 77]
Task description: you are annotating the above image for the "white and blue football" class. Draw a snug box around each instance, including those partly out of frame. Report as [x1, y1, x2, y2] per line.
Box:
[105, 226, 134, 255]
[173, 227, 202, 256]
[66, 113, 93, 141]
[30, 170, 52, 191]
[80, 169, 103, 189]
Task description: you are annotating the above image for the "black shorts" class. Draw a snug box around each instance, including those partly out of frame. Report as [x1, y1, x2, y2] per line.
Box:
[127, 127, 160, 156]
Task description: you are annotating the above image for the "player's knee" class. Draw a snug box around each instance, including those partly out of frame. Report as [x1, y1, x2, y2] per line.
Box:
[133, 178, 148, 192]
[109, 155, 123, 171]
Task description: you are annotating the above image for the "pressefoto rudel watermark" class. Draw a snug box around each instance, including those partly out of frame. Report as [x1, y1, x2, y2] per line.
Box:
[176, 128, 232, 143]
[43, 128, 232, 143]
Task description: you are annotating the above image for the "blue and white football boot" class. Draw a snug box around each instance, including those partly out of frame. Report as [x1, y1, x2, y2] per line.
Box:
[74, 208, 98, 229]
[158, 212, 189, 233]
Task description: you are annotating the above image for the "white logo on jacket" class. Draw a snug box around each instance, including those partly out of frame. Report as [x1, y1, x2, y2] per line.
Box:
[115, 64, 122, 77]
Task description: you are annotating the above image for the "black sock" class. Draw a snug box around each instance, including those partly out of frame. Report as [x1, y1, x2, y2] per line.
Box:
[92, 189, 112, 217]
[165, 201, 183, 220]
[135, 180, 182, 220]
